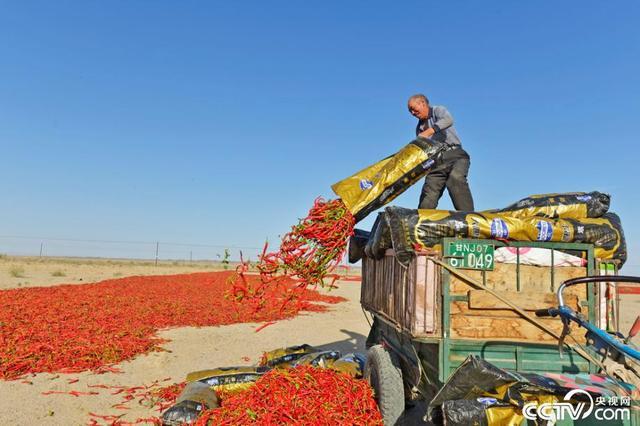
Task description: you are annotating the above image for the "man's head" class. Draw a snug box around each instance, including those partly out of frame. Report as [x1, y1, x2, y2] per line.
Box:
[408, 94, 430, 120]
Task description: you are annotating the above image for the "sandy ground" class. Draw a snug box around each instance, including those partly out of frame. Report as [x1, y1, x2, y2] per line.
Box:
[0, 256, 637, 425]
[0, 256, 257, 290]
[0, 255, 360, 290]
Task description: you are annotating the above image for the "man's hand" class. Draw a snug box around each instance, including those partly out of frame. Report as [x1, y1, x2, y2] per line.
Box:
[418, 127, 436, 138]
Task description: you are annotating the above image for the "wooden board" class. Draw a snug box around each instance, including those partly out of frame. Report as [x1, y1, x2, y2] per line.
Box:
[449, 263, 588, 341]
[451, 302, 577, 318]
[468, 290, 580, 311]
[450, 315, 587, 342]
[450, 263, 587, 295]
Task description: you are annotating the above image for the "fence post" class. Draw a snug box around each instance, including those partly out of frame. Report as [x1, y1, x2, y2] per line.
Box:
[40, 242, 44, 258]
[155, 242, 159, 266]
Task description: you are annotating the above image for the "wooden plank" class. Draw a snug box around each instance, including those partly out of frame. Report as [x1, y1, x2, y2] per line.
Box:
[468, 290, 580, 311]
[451, 268, 484, 294]
[451, 263, 587, 294]
[450, 315, 587, 342]
[451, 302, 587, 318]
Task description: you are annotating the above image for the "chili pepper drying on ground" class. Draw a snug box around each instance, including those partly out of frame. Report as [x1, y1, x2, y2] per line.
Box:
[0, 271, 344, 380]
[85, 380, 188, 424]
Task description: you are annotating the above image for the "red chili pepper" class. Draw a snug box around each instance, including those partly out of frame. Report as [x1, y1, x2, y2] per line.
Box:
[255, 321, 277, 332]
[0, 271, 342, 380]
[193, 366, 382, 425]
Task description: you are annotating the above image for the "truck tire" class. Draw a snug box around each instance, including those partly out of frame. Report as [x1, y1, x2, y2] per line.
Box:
[364, 344, 404, 425]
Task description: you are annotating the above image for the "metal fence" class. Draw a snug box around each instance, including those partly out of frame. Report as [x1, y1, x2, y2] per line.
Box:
[0, 235, 264, 263]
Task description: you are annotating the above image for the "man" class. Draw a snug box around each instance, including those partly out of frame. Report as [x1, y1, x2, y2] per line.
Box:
[408, 94, 474, 211]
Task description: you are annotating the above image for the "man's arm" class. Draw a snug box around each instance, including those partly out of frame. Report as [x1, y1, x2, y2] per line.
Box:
[418, 105, 454, 138]
[431, 105, 454, 132]
[418, 127, 435, 138]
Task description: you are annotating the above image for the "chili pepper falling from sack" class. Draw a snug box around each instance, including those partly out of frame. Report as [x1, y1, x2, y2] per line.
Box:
[259, 198, 355, 288]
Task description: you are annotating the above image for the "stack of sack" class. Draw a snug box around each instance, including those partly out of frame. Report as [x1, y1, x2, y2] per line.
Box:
[349, 191, 627, 267]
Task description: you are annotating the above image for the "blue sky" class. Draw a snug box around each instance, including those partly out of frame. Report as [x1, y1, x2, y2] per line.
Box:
[1, 1, 639, 271]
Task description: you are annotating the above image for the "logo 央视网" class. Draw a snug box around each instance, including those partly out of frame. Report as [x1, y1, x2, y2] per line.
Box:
[523, 389, 630, 422]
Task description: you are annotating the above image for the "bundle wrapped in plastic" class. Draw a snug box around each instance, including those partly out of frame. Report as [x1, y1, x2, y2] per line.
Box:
[428, 356, 637, 425]
[292, 350, 341, 368]
[493, 191, 611, 219]
[292, 351, 366, 377]
[348, 229, 371, 264]
[186, 366, 271, 394]
[364, 213, 393, 260]
[439, 398, 527, 426]
[494, 246, 587, 267]
[330, 353, 366, 378]
[332, 138, 444, 222]
[370, 207, 626, 266]
[258, 344, 318, 369]
[163, 367, 269, 425]
[258, 345, 366, 378]
[161, 381, 220, 426]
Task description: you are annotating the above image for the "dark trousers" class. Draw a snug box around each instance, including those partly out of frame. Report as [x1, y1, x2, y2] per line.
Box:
[419, 147, 475, 211]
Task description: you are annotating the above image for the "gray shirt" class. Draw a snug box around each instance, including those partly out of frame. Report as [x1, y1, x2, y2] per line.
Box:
[415, 105, 462, 147]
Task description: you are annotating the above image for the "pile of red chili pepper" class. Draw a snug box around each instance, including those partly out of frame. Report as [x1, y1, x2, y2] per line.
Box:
[196, 366, 382, 425]
[259, 197, 355, 288]
[0, 271, 344, 380]
[88, 367, 381, 425]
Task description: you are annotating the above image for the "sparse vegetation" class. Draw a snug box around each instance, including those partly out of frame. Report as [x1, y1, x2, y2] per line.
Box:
[51, 270, 66, 277]
[222, 248, 231, 270]
[9, 266, 25, 278]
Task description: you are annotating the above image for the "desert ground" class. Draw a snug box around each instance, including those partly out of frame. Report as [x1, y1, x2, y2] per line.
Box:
[0, 256, 637, 425]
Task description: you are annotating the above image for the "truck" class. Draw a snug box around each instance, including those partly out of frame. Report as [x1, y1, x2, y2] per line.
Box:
[361, 238, 639, 425]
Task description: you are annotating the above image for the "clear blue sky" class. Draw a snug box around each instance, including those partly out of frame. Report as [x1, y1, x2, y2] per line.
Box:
[1, 1, 639, 271]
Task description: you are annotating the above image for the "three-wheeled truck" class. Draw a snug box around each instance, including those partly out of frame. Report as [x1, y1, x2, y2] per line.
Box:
[361, 238, 639, 425]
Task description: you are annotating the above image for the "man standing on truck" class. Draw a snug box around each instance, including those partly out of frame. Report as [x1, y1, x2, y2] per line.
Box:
[408, 94, 475, 211]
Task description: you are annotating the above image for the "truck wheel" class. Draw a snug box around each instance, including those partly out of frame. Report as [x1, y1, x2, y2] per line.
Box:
[364, 344, 404, 425]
